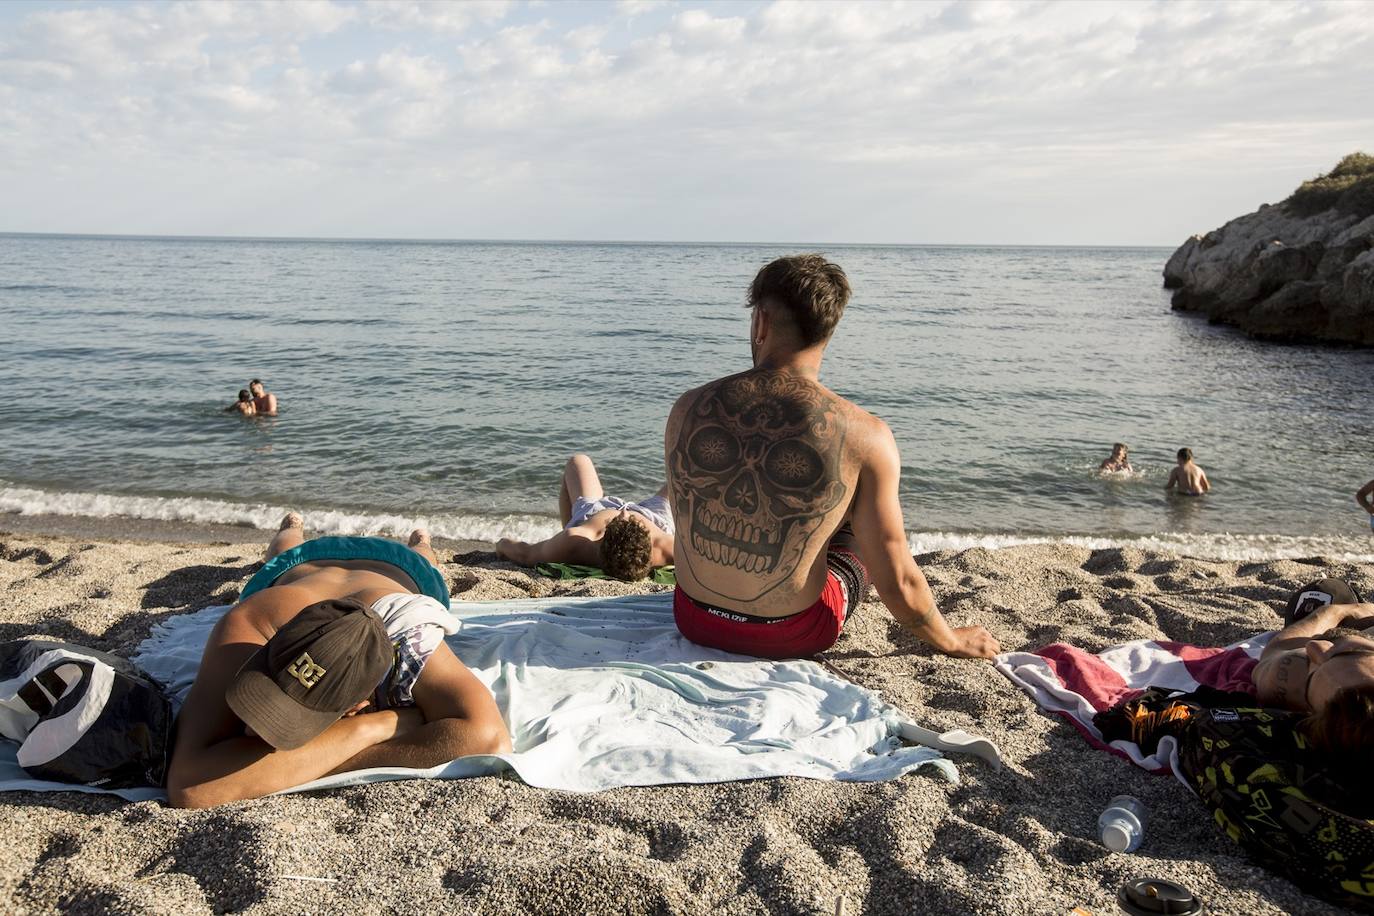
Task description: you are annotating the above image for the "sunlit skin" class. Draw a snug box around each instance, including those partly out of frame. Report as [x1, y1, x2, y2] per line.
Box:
[1253, 602, 1374, 713]
[1099, 444, 1132, 474]
[249, 381, 278, 416]
[1165, 453, 1210, 495]
[667, 295, 999, 660]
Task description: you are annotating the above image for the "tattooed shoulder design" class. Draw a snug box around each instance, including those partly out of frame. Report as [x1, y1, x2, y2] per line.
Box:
[670, 372, 848, 601]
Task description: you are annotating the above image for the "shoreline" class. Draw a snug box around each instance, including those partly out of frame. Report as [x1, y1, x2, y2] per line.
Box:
[0, 523, 1369, 913]
[3, 506, 1372, 566]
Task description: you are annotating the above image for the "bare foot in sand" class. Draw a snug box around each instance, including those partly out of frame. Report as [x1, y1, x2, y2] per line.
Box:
[266, 512, 305, 560]
[409, 527, 438, 566]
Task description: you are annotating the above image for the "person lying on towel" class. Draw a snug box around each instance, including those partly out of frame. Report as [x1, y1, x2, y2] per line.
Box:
[1252, 583, 1374, 750]
[664, 254, 999, 660]
[165, 514, 510, 808]
[496, 453, 674, 581]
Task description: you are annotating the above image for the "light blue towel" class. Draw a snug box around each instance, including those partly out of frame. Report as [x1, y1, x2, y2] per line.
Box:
[0, 593, 958, 800]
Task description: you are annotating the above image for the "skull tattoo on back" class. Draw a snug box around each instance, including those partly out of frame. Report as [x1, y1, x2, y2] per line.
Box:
[671, 372, 848, 601]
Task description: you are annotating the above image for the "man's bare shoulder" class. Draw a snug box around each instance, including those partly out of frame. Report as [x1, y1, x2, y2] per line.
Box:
[818, 391, 891, 458]
[218, 585, 318, 643]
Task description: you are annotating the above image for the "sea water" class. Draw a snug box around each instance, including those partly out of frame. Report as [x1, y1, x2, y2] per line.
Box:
[1, 234, 1371, 560]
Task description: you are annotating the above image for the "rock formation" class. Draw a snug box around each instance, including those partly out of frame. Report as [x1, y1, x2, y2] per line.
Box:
[1163, 153, 1374, 345]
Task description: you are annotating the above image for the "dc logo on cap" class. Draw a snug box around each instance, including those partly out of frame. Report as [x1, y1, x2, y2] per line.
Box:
[286, 652, 327, 689]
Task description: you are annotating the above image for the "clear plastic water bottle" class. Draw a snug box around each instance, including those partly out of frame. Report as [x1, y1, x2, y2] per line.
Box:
[1098, 795, 1148, 853]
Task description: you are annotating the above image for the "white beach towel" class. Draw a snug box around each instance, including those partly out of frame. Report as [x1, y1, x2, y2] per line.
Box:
[0, 593, 974, 801]
[994, 631, 1274, 783]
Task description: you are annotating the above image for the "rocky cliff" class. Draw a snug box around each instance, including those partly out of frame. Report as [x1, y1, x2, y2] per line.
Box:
[1163, 153, 1374, 345]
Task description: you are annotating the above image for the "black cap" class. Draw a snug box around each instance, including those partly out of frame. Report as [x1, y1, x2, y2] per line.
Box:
[1118, 877, 1203, 916]
[1284, 578, 1362, 626]
[226, 597, 393, 750]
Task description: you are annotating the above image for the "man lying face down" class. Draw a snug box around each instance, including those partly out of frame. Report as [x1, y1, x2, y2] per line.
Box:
[165, 515, 510, 809]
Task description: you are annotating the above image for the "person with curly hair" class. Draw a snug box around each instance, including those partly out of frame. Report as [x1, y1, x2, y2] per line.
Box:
[496, 454, 674, 581]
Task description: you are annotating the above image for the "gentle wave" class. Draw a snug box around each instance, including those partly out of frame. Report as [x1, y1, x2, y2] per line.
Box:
[908, 530, 1374, 564]
[0, 483, 560, 544]
[2, 482, 1371, 563]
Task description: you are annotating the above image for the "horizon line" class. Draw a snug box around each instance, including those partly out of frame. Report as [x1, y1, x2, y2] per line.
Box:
[0, 230, 1177, 250]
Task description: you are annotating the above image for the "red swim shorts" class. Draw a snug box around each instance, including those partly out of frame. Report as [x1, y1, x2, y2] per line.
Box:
[673, 548, 868, 659]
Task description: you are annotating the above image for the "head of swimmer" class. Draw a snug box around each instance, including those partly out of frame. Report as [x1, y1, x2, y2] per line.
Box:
[746, 255, 851, 364]
[250, 379, 265, 397]
[601, 510, 653, 581]
[1176, 447, 1193, 465]
[238, 389, 253, 403]
[1110, 443, 1128, 459]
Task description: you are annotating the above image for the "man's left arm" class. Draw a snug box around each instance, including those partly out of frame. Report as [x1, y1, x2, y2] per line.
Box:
[330, 642, 511, 772]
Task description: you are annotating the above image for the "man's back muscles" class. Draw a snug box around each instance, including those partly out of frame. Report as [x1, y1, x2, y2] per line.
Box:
[668, 370, 854, 608]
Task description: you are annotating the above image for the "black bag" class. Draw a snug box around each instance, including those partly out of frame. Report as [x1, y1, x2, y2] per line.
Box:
[1179, 705, 1374, 911]
[0, 639, 172, 789]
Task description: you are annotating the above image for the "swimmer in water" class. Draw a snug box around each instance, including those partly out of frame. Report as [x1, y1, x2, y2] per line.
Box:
[1164, 447, 1210, 496]
[226, 389, 256, 417]
[1098, 442, 1133, 474]
[1357, 478, 1374, 531]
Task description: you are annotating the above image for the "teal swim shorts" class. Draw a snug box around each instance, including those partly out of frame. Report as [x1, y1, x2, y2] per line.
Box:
[239, 536, 450, 609]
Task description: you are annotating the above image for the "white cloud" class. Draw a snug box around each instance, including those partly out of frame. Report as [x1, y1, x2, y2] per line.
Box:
[672, 9, 746, 46]
[365, 0, 513, 33]
[617, 0, 673, 17]
[1, 0, 1372, 243]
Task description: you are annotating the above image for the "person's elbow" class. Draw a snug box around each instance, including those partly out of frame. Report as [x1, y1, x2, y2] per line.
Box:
[469, 717, 512, 756]
[431, 716, 511, 759]
[165, 769, 235, 810]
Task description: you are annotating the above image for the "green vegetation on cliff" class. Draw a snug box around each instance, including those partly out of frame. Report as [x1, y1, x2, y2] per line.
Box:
[1285, 152, 1374, 218]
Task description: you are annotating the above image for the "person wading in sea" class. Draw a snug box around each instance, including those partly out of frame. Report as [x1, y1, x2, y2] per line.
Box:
[664, 254, 999, 660]
[249, 379, 278, 416]
[1165, 447, 1211, 496]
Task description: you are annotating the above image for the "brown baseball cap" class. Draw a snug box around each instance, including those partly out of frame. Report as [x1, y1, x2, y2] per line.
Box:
[226, 597, 394, 750]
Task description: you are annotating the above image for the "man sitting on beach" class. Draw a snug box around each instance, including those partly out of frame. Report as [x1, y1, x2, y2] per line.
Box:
[496, 453, 674, 581]
[165, 514, 510, 808]
[249, 378, 278, 416]
[1165, 447, 1210, 495]
[226, 389, 256, 416]
[664, 254, 999, 660]
[1099, 443, 1132, 474]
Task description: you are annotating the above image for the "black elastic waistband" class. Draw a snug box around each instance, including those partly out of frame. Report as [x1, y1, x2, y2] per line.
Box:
[679, 590, 804, 625]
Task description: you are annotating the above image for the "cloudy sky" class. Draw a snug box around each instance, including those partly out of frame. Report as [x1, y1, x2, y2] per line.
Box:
[1, 0, 1371, 245]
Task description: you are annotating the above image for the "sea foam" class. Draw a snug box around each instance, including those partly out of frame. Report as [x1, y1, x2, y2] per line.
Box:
[2, 482, 1370, 563]
[0, 483, 560, 544]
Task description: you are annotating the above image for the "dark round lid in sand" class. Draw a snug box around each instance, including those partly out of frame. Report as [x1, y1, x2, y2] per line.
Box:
[1118, 878, 1203, 916]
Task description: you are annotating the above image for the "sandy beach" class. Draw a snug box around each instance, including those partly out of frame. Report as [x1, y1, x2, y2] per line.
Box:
[0, 521, 1368, 915]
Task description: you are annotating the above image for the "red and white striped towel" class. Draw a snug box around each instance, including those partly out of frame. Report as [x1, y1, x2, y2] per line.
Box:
[994, 631, 1274, 780]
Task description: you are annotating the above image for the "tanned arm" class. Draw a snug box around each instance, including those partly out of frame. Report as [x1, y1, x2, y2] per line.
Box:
[1164, 467, 1178, 491]
[496, 529, 602, 567]
[1262, 602, 1374, 657]
[849, 420, 1000, 659]
[330, 642, 511, 771]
